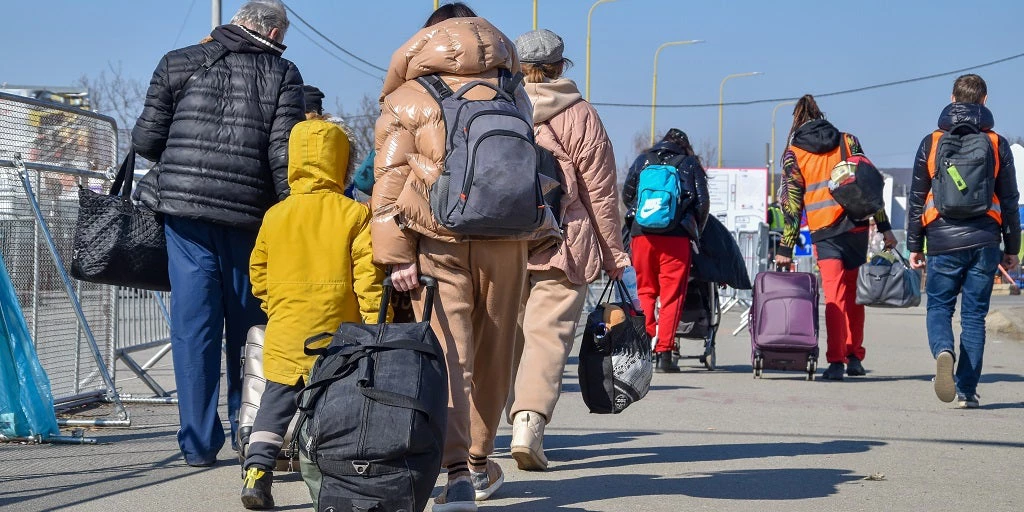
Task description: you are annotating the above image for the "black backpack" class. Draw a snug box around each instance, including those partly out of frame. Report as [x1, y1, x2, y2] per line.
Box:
[296, 277, 447, 512]
[930, 124, 999, 220]
[416, 71, 547, 236]
[829, 134, 886, 221]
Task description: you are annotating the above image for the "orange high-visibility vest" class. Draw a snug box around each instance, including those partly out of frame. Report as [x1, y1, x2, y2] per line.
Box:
[922, 130, 1001, 227]
[790, 135, 850, 232]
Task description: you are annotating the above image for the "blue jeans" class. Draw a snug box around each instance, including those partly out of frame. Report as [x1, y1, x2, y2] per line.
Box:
[925, 245, 1002, 396]
[165, 216, 267, 465]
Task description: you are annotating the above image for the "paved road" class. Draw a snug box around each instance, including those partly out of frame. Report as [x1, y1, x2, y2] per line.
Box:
[2, 304, 1023, 511]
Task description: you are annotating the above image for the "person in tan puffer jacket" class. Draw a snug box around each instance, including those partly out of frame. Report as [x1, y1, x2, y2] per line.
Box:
[505, 29, 630, 472]
[370, 4, 559, 510]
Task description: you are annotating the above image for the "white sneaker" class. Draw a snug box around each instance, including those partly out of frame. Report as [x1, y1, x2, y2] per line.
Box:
[510, 411, 548, 471]
[934, 351, 956, 403]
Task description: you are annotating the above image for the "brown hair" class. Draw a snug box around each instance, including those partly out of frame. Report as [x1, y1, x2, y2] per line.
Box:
[424, 2, 476, 28]
[953, 74, 987, 104]
[521, 59, 573, 84]
[789, 94, 824, 139]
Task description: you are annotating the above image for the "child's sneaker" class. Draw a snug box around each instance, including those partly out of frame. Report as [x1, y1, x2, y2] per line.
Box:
[471, 459, 505, 501]
[240, 466, 274, 510]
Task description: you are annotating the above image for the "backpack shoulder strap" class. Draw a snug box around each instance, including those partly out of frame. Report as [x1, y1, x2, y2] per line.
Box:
[500, 70, 524, 96]
[927, 130, 943, 176]
[415, 74, 454, 105]
[839, 133, 850, 161]
[986, 131, 1001, 176]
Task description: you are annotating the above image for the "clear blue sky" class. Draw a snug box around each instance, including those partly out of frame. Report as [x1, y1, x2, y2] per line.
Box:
[3, 0, 1024, 171]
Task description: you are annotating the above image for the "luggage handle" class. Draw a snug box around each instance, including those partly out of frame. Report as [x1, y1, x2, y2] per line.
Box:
[379, 275, 438, 324]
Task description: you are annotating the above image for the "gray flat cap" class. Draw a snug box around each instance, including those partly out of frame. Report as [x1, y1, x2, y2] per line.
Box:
[515, 29, 564, 64]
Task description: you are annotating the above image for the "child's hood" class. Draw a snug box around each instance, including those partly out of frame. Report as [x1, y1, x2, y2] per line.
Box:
[287, 119, 350, 194]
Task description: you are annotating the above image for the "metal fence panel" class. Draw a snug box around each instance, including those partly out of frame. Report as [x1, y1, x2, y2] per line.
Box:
[0, 92, 118, 405]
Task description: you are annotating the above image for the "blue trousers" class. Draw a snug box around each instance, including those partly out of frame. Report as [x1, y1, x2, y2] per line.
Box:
[165, 216, 266, 465]
[926, 245, 1001, 396]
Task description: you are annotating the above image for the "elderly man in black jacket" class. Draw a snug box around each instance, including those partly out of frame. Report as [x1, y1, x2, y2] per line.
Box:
[132, 0, 303, 467]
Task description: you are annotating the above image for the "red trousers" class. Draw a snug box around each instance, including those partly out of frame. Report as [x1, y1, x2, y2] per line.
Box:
[817, 258, 865, 364]
[632, 234, 692, 353]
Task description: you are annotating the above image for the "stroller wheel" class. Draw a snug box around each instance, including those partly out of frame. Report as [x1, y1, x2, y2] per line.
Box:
[704, 346, 716, 371]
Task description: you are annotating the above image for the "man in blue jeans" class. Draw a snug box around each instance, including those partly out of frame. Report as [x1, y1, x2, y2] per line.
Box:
[132, 0, 304, 465]
[908, 74, 1020, 409]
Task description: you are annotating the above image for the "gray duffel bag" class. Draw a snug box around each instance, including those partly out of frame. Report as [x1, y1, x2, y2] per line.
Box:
[856, 250, 922, 308]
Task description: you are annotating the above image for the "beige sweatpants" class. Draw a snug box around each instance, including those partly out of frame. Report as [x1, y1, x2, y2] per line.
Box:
[508, 268, 588, 422]
[411, 237, 528, 468]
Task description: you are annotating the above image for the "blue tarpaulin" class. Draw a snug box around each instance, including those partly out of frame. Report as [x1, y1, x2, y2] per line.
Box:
[0, 252, 59, 439]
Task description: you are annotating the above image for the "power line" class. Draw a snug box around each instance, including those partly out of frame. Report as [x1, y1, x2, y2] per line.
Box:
[282, 2, 389, 74]
[290, 24, 384, 82]
[172, 0, 199, 48]
[592, 51, 1024, 109]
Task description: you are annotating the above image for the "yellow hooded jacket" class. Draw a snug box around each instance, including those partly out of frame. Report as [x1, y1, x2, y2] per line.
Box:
[250, 119, 385, 385]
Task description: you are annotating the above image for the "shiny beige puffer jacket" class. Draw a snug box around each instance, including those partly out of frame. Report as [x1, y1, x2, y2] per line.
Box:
[527, 79, 630, 285]
[370, 17, 561, 266]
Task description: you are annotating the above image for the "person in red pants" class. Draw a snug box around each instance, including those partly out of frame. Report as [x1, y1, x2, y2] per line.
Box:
[774, 95, 897, 380]
[623, 129, 709, 372]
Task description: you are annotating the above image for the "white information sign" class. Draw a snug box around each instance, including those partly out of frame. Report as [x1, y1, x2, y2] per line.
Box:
[706, 167, 769, 232]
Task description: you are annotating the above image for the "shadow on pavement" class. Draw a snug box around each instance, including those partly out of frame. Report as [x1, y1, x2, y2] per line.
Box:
[560, 383, 698, 393]
[494, 431, 660, 453]
[549, 439, 884, 471]
[495, 468, 862, 510]
[980, 373, 1024, 383]
[982, 401, 1024, 410]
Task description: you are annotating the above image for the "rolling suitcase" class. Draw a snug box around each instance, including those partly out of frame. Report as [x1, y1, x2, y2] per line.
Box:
[237, 325, 300, 470]
[749, 270, 819, 380]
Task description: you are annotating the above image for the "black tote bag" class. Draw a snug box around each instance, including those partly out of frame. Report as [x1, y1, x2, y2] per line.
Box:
[578, 279, 653, 414]
[70, 150, 171, 291]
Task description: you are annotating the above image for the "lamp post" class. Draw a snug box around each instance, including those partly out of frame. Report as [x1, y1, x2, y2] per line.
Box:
[769, 100, 797, 198]
[434, 0, 439, 9]
[650, 40, 704, 146]
[717, 71, 763, 167]
[533, 0, 538, 29]
[585, 0, 619, 101]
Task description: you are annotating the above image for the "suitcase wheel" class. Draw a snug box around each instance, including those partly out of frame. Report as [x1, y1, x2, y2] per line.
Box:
[752, 355, 763, 379]
[806, 356, 817, 381]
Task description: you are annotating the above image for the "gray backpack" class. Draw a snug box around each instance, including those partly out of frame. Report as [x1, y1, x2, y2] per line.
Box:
[931, 123, 998, 220]
[416, 71, 546, 236]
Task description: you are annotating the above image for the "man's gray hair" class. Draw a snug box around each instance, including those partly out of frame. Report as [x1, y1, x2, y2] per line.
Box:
[230, 0, 290, 39]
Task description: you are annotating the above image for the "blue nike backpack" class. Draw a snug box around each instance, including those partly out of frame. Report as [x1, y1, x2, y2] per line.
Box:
[635, 158, 688, 232]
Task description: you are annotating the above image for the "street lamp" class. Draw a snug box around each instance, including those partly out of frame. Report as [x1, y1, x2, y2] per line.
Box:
[533, 0, 538, 30]
[717, 71, 763, 167]
[650, 40, 704, 146]
[769, 100, 797, 198]
[585, 0, 619, 101]
[434, 0, 439, 9]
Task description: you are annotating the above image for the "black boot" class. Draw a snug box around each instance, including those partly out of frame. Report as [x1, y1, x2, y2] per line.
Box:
[241, 465, 274, 510]
[846, 356, 866, 376]
[655, 351, 680, 373]
[820, 362, 845, 381]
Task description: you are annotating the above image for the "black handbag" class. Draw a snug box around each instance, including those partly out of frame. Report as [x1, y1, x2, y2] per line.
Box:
[70, 150, 171, 291]
[578, 279, 653, 414]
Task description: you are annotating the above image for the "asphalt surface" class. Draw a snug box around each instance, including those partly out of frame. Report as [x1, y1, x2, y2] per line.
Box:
[2, 303, 1023, 512]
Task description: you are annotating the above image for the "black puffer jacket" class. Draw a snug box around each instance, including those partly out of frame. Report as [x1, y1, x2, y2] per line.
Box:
[907, 103, 1020, 256]
[133, 24, 305, 231]
[623, 141, 710, 239]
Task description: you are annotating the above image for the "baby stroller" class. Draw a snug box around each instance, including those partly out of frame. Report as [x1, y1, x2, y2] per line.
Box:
[673, 276, 721, 370]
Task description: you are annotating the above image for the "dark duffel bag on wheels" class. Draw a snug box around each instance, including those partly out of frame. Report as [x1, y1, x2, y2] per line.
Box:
[578, 279, 653, 414]
[296, 276, 447, 512]
[856, 250, 921, 308]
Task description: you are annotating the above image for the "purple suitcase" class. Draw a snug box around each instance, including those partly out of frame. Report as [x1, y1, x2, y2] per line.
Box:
[748, 271, 819, 380]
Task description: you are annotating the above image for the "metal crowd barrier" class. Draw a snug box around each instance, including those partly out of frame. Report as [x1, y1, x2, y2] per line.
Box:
[0, 91, 175, 427]
[726, 223, 770, 336]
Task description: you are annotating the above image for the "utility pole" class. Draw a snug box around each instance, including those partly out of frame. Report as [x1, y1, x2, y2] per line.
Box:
[212, 0, 222, 30]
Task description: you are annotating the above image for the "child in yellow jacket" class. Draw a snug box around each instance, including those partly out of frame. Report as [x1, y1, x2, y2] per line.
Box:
[241, 119, 384, 509]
